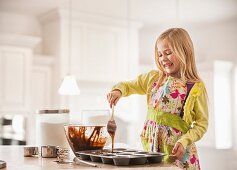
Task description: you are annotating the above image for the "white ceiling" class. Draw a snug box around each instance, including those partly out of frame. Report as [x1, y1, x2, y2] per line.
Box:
[0, 0, 237, 24]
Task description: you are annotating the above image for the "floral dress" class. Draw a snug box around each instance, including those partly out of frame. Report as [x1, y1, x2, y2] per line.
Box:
[140, 76, 201, 170]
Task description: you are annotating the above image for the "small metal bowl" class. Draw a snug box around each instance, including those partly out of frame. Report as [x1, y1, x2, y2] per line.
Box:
[24, 146, 39, 157]
[0, 160, 6, 169]
[41, 145, 58, 158]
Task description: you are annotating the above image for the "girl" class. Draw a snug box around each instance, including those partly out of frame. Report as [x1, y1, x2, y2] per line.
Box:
[107, 28, 208, 170]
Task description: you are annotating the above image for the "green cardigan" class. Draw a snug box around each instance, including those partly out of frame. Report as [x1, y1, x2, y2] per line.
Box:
[112, 70, 208, 149]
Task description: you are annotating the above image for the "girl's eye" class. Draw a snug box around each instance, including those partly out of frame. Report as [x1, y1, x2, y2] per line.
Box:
[158, 53, 162, 57]
[166, 51, 172, 55]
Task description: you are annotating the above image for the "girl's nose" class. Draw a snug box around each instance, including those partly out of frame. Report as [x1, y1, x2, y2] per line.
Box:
[161, 54, 168, 61]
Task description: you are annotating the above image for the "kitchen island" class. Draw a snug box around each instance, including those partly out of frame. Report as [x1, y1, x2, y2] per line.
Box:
[0, 146, 181, 170]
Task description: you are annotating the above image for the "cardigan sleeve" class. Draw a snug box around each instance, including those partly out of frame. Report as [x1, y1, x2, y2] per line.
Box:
[112, 70, 159, 97]
[177, 82, 209, 148]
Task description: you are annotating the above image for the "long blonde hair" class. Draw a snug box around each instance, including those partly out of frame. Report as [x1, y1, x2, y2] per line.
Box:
[155, 28, 201, 85]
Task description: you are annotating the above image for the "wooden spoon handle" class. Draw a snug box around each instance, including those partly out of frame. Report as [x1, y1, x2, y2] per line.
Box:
[111, 105, 115, 120]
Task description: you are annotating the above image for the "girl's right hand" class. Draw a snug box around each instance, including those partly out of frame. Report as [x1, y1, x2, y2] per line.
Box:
[107, 90, 122, 108]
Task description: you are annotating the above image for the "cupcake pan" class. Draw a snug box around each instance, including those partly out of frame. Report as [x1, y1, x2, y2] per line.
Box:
[146, 152, 165, 163]
[76, 149, 165, 166]
[90, 154, 102, 162]
[101, 153, 117, 164]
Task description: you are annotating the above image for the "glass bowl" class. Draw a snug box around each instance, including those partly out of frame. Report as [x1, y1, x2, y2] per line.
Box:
[64, 124, 107, 153]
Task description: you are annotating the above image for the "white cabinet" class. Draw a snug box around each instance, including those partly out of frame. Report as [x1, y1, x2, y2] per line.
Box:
[72, 24, 142, 82]
[0, 34, 41, 112]
[41, 10, 143, 83]
[71, 23, 129, 81]
[0, 34, 55, 145]
[31, 55, 54, 110]
[0, 46, 31, 112]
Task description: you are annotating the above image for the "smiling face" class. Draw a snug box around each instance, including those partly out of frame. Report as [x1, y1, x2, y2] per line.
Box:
[156, 39, 181, 78]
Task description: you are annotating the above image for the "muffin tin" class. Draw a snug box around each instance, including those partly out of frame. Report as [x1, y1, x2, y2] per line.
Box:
[75, 148, 165, 166]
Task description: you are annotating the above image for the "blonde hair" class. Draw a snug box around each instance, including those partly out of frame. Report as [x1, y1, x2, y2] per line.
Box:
[155, 28, 201, 85]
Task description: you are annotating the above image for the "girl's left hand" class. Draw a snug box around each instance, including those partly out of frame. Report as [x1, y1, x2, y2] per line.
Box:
[171, 142, 185, 160]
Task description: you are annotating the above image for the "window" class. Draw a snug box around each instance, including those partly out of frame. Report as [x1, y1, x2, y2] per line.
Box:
[214, 60, 233, 149]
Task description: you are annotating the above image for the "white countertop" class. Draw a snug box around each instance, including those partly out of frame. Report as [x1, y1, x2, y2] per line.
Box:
[0, 146, 181, 170]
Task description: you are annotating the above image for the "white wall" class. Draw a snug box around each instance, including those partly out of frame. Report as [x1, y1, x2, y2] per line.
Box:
[139, 18, 237, 65]
[0, 12, 41, 36]
[0, 12, 43, 53]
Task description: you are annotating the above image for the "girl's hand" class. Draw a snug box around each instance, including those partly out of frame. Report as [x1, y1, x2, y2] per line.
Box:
[171, 142, 185, 161]
[107, 90, 122, 108]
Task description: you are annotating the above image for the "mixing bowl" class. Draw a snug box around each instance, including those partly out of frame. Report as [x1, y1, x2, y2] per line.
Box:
[64, 125, 107, 153]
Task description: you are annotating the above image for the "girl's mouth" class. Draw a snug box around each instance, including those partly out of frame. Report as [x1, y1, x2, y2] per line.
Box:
[163, 63, 173, 68]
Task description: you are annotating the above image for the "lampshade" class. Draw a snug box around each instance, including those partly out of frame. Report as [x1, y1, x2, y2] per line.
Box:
[58, 75, 80, 95]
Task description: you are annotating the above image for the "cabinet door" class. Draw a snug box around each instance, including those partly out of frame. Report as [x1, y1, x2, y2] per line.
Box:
[0, 46, 31, 112]
[71, 24, 130, 82]
[31, 65, 52, 109]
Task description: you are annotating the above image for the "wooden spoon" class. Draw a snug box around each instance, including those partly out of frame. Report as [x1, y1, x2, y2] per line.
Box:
[106, 105, 117, 152]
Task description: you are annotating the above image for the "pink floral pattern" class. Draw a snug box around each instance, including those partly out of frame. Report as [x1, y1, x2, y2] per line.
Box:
[142, 76, 201, 170]
[150, 76, 187, 114]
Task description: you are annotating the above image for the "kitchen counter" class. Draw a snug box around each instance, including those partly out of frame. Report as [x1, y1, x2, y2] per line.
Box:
[0, 146, 181, 170]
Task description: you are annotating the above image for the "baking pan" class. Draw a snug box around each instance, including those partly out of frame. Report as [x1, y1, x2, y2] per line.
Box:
[75, 148, 165, 166]
[113, 155, 130, 166]
[129, 154, 147, 165]
[101, 153, 116, 164]
[146, 152, 166, 163]
[90, 154, 102, 162]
